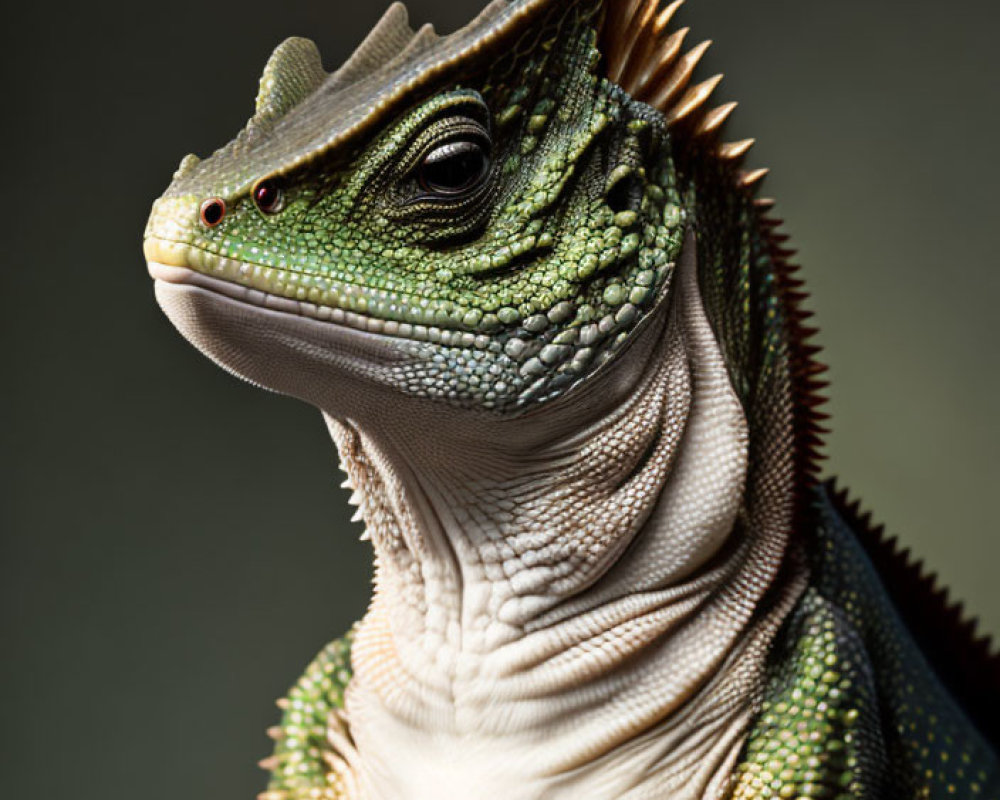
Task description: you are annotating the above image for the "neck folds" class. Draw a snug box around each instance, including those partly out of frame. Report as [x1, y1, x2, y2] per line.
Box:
[326, 232, 805, 799]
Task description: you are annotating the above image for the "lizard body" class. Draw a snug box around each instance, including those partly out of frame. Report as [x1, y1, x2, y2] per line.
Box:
[143, 1, 999, 797]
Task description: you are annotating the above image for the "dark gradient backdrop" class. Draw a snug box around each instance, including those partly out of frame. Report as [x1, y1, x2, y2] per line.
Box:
[3, 1, 998, 798]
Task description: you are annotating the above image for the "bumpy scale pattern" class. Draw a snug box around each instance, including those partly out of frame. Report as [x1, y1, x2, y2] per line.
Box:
[726, 588, 884, 799]
[262, 632, 354, 800]
[150, 1, 687, 413]
[808, 487, 998, 799]
[730, 488, 1000, 800]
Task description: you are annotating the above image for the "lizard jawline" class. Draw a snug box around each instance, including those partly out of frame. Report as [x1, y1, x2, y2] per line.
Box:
[147, 258, 477, 347]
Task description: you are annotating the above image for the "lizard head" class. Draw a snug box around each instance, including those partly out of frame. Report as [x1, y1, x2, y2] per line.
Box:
[145, 0, 750, 427]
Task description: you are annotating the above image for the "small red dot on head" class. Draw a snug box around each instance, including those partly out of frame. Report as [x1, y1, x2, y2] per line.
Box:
[200, 198, 226, 227]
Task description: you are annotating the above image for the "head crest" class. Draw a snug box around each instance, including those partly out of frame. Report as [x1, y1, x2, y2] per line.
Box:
[169, 0, 764, 200]
[166, 0, 543, 199]
[254, 37, 326, 122]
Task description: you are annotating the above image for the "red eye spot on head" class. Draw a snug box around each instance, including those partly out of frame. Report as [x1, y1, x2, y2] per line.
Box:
[253, 179, 283, 214]
[200, 198, 226, 227]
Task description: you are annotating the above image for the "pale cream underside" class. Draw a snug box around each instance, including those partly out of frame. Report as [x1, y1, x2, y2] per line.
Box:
[324, 235, 796, 800]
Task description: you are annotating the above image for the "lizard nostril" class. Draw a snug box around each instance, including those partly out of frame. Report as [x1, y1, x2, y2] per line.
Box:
[200, 198, 226, 227]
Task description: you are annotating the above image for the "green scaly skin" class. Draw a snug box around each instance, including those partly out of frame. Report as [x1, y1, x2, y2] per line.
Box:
[147, 4, 682, 412]
[144, 1, 999, 797]
[728, 487, 999, 799]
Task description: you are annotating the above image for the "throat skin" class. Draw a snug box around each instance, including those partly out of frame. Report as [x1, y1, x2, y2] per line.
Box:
[326, 234, 807, 799]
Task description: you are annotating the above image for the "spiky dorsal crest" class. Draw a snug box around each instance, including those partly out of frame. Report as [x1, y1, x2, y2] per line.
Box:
[598, 0, 825, 475]
[599, 0, 761, 187]
[827, 482, 1000, 747]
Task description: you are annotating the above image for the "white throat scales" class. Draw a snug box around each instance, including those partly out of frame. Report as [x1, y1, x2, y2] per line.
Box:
[324, 234, 804, 800]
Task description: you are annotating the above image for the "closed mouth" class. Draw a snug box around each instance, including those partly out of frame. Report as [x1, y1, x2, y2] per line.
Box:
[144, 236, 498, 349]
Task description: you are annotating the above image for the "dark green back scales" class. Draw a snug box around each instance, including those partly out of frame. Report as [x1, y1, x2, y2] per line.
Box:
[728, 486, 999, 799]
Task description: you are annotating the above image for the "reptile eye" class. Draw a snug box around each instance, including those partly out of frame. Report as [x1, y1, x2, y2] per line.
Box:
[418, 140, 490, 196]
[200, 198, 226, 227]
[253, 179, 284, 214]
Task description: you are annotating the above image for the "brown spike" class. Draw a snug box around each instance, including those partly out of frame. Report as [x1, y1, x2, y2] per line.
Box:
[739, 167, 769, 188]
[718, 138, 755, 161]
[612, 0, 646, 31]
[652, 0, 686, 35]
[666, 74, 723, 125]
[267, 726, 285, 740]
[258, 756, 279, 771]
[631, 0, 681, 67]
[625, 27, 689, 99]
[600, 3, 775, 198]
[605, 0, 684, 88]
[694, 101, 737, 137]
[634, 0, 666, 33]
[754, 197, 776, 210]
[647, 39, 712, 112]
[616, 0, 667, 89]
[605, 0, 649, 83]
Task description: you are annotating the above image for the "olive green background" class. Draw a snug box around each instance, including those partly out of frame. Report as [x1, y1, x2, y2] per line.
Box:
[3, 1, 998, 797]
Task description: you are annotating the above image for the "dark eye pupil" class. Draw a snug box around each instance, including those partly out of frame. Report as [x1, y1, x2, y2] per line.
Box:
[419, 141, 490, 195]
[253, 180, 282, 213]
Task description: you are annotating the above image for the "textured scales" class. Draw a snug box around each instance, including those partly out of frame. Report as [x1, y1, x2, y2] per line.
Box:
[143, 0, 999, 798]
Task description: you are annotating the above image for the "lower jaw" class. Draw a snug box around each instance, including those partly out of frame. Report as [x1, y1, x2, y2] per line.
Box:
[145, 258, 494, 350]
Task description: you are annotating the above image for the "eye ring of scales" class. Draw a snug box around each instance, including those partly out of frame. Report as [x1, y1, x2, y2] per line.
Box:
[142, 0, 1000, 798]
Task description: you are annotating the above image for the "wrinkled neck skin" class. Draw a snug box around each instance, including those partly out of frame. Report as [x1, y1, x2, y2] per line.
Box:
[326, 234, 806, 800]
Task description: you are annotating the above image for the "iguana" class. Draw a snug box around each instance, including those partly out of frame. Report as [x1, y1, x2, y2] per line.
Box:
[142, 0, 1000, 797]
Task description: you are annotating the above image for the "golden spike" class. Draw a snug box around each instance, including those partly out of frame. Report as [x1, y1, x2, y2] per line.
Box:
[665, 74, 722, 125]
[605, 0, 644, 83]
[630, 27, 689, 99]
[739, 168, 769, 188]
[652, 0, 686, 35]
[259, 756, 280, 771]
[718, 138, 756, 160]
[257, 792, 288, 800]
[619, 1, 686, 93]
[602, 1, 773, 202]
[648, 39, 712, 113]
[267, 726, 286, 740]
[276, 697, 290, 709]
[694, 102, 737, 137]
[635, 0, 670, 38]
[621, 0, 646, 25]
